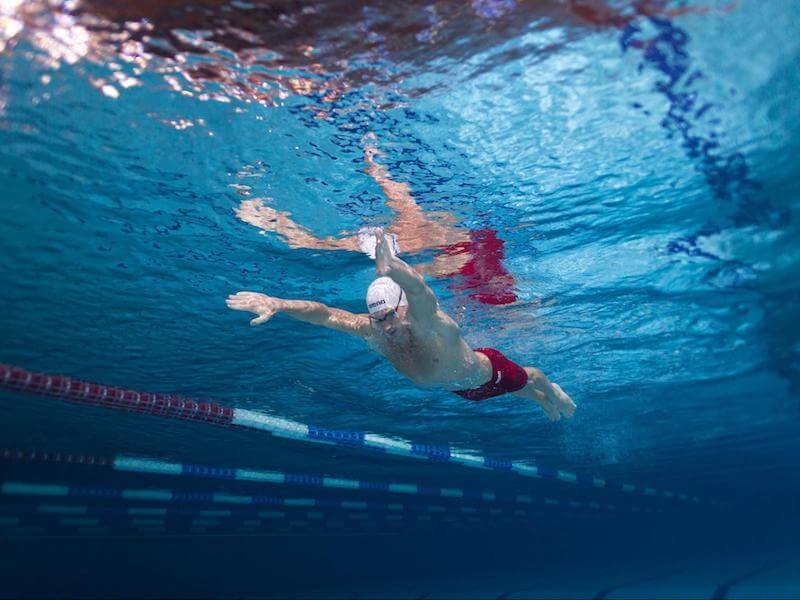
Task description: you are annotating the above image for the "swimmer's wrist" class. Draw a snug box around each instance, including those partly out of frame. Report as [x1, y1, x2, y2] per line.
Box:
[275, 298, 293, 313]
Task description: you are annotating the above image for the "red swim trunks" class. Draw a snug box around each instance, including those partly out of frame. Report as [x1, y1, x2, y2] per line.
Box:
[454, 348, 529, 401]
[441, 229, 517, 306]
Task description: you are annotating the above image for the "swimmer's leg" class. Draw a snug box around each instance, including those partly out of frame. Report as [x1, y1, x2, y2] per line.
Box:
[235, 198, 359, 251]
[512, 367, 576, 421]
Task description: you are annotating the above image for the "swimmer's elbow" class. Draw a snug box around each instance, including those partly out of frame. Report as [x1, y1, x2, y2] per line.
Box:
[324, 309, 372, 338]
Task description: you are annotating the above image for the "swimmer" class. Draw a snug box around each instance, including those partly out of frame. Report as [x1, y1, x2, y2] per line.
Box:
[226, 229, 575, 420]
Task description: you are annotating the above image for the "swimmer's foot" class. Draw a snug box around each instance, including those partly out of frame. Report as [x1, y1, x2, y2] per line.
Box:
[551, 382, 576, 419]
[534, 392, 562, 421]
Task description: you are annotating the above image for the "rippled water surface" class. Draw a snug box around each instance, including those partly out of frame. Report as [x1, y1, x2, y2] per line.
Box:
[1, 0, 799, 596]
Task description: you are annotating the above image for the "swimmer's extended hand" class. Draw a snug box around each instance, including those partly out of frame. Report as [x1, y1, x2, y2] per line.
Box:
[374, 227, 396, 276]
[226, 291, 281, 326]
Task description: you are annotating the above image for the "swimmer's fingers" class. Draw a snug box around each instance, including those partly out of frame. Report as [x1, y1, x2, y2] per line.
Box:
[225, 291, 278, 326]
[227, 291, 262, 304]
[226, 293, 256, 311]
[226, 298, 247, 311]
[226, 292, 275, 321]
[374, 228, 395, 275]
[250, 313, 273, 326]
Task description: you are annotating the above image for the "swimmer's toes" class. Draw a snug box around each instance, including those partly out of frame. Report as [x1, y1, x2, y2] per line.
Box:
[552, 383, 575, 417]
[543, 403, 560, 421]
[560, 398, 576, 418]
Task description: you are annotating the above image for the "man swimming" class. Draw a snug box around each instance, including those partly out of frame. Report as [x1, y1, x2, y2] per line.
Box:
[226, 229, 575, 421]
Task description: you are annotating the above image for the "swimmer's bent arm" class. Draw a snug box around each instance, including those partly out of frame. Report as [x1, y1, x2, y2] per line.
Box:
[226, 292, 372, 338]
[374, 229, 437, 322]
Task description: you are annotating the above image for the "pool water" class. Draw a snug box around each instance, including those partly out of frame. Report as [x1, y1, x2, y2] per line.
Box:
[1, 0, 799, 597]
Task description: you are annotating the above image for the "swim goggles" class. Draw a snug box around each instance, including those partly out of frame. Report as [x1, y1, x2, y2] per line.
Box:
[369, 290, 405, 323]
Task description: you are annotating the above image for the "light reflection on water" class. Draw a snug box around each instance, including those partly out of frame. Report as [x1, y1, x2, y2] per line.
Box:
[0, 0, 798, 512]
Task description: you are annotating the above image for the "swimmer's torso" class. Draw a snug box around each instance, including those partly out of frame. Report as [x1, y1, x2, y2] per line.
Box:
[369, 310, 490, 390]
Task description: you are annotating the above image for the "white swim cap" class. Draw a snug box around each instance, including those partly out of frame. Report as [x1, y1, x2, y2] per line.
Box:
[366, 277, 408, 315]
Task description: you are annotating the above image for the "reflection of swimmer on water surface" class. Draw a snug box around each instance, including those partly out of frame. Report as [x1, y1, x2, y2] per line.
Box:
[227, 228, 575, 420]
[235, 133, 518, 306]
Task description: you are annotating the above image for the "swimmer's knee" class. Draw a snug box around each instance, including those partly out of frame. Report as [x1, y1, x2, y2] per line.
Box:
[524, 366, 544, 383]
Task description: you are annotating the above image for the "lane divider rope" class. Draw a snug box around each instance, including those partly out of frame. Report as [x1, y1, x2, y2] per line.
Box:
[2, 447, 645, 513]
[0, 502, 500, 523]
[0, 502, 481, 532]
[0, 506, 412, 537]
[0, 364, 715, 507]
[1, 479, 651, 518]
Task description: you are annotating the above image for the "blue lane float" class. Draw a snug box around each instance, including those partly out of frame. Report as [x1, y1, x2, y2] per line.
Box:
[2, 479, 622, 534]
[0, 513, 396, 539]
[1, 479, 642, 519]
[0, 501, 465, 536]
[2, 448, 643, 514]
[0, 510, 491, 538]
[0, 364, 716, 507]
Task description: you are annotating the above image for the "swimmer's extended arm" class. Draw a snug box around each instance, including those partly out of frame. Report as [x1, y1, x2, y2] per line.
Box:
[374, 229, 438, 322]
[226, 292, 372, 338]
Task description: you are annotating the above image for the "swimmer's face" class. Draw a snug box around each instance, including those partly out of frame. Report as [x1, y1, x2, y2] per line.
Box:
[371, 305, 410, 340]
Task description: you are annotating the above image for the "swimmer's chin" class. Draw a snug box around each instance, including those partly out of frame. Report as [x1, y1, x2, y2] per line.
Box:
[378, 329, 408, 343]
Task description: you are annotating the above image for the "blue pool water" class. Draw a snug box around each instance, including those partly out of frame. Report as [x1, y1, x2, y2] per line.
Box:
[1, 0, 799, 597]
